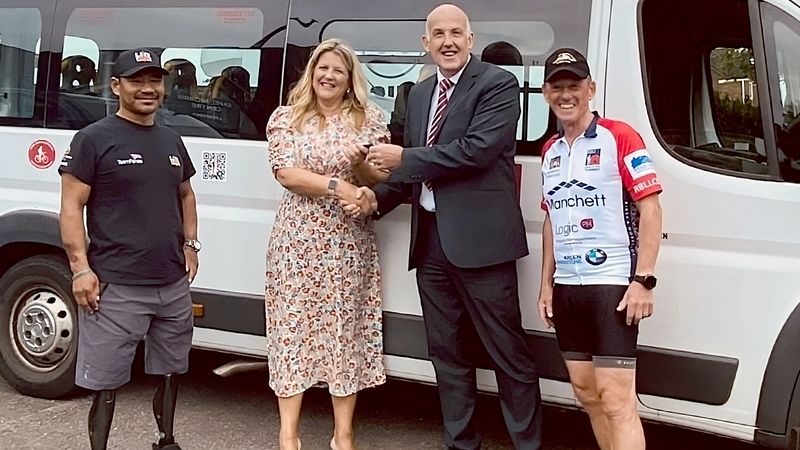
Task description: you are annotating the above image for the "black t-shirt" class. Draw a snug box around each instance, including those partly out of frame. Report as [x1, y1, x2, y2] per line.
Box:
[59, 114, 196, 285]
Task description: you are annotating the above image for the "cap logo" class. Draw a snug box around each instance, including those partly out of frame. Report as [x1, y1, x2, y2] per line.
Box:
[134, 51, 153, 63]
[553, 52, 578, 65]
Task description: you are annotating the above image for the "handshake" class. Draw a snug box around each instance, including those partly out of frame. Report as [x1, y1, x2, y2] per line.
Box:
[335, 183, 378, 218]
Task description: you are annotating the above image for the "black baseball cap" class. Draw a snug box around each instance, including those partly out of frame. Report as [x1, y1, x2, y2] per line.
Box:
[543, 48, 591, 83]
[112, 48, 169, 78]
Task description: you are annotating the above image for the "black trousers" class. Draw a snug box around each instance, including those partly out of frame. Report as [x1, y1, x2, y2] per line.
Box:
[415, 210, 542, 450]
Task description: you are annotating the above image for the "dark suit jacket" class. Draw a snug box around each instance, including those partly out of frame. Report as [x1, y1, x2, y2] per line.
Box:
[374, 57, 528, 269]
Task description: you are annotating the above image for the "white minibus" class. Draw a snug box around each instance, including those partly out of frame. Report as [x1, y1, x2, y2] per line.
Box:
[0, 0, 799, 447]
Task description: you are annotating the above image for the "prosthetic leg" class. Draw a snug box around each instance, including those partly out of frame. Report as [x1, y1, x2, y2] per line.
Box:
[88, 390, 116, 450]
[152, 374, 181, 449]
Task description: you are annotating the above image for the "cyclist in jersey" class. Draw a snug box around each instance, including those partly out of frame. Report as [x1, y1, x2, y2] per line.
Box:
[536, 48, 663, 450]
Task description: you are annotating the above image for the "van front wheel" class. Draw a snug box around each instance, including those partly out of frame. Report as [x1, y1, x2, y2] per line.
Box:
[0, 255, 78, 399]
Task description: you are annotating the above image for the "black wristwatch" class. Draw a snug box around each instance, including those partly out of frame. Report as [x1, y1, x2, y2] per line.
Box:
[632, 274, 657, 290]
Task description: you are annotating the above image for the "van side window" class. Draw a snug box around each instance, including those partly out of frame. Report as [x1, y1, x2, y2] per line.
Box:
[642, 0, 800, 181]
[56, 36, 102, 129]
[160, 49, 262, 139]
[762, 3, 800, 183]
[284, 0, 592, 156]
[707, 47, 767, 170]
[0, 8, 41, 119]
[50, 6, 288, 140]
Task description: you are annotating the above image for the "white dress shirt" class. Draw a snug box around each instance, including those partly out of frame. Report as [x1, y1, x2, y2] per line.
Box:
[419, 56, 470, 212]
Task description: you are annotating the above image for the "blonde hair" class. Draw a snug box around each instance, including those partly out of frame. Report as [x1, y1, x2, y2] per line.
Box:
[287, 38, 369, 131]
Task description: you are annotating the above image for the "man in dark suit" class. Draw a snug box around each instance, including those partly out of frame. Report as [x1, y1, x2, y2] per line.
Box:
[361, 4, 542, 449]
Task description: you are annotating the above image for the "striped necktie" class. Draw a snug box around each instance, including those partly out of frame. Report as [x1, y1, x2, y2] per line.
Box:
[424, 77, 453, 190]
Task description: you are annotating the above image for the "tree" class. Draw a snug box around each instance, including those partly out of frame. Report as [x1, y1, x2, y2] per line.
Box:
[710, 47, 756, 81]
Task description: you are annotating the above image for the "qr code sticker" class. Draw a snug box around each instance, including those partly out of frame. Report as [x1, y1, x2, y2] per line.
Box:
[202, 151, 227, 182]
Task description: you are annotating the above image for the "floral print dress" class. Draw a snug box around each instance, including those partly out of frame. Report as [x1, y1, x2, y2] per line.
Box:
[265, 104, 388, 397]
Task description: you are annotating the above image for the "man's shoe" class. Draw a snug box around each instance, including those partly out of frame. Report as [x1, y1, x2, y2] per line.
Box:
[152, 443, 182, 450]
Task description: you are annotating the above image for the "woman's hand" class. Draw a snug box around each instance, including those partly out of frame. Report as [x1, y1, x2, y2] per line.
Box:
[335, 181, 378, 218]
[334, 180, 363, 218]
[343, 143, 370, 166]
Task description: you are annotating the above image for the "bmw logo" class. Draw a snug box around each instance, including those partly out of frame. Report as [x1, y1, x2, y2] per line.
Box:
[585, 248, 607, 265]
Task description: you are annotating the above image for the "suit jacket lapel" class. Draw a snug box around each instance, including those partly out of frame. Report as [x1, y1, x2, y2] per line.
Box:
[416, 76, 436, 147]
[438, 56, 480, 127]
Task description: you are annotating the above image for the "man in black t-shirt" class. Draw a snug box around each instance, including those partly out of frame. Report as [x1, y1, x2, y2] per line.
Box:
[59, 48, 199, 450]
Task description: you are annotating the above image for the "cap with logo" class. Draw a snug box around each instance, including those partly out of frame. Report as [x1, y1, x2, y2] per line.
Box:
[112, 48, 169, 78]
[543, 47, 591, 83]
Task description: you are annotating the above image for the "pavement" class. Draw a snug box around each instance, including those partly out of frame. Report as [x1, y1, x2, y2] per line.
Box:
[0, 350, 765, 449]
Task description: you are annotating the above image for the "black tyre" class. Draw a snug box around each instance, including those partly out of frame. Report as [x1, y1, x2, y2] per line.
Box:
[0, 255, 78, 399]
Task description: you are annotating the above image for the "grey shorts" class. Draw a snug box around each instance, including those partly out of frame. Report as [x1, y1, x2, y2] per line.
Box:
[75, 276, 193, 391]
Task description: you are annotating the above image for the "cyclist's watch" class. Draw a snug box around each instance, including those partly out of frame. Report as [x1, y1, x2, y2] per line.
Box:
[184, 239, 202, 253]
[632, 274, 657, 290]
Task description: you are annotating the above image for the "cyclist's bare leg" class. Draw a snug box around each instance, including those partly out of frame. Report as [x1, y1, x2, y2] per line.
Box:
[594, 366, 645, 450]
[565, 361, 612, 450]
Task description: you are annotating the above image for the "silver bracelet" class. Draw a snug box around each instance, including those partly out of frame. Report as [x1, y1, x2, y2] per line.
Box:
[72, 268, 93, 281]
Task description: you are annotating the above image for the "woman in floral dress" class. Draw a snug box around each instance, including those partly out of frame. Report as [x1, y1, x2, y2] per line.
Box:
[265, 38, 390, 450]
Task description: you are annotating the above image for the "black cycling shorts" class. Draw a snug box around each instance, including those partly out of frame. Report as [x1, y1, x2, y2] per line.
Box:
[551, 284, 639, 369]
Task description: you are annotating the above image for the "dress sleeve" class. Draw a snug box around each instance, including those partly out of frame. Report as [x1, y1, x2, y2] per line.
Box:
[266, 106, 298, 174]
[361, 103, 390, 145]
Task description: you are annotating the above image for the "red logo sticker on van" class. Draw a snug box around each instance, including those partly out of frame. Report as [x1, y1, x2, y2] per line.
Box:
[28, 140, 56, 170]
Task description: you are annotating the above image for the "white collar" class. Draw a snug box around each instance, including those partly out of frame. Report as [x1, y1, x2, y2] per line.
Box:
[436, 54, 471, 86]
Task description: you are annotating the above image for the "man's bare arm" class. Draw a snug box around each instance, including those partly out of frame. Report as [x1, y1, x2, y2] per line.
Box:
[60, 173, 99, 312]
[180, 180, 199, 282]
[180, 180, 198, 241]
[60, 173, 91, 273]
[634, 194, 662, 276]
[538, 214, 556, 327]
[617, 193, 662, 325]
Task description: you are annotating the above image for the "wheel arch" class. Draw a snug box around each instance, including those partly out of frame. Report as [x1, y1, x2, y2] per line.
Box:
[755, 300, 800, 448]
[0, 209, 65, 277]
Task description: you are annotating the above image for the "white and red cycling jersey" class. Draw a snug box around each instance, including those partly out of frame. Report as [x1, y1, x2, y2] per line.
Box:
[541, 113, 662, 285]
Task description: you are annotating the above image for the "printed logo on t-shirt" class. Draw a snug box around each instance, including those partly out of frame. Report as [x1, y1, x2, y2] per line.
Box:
[61, 145, 73, 166]
[545, 155, 561, 176]
[585, 248, 607, 266]
[633, 177, 660, 194]
[585, 148, 601, 171]
[624, 149, 655, 177]
[117, 153, 144, 165]
[169, 155, 181, 167]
